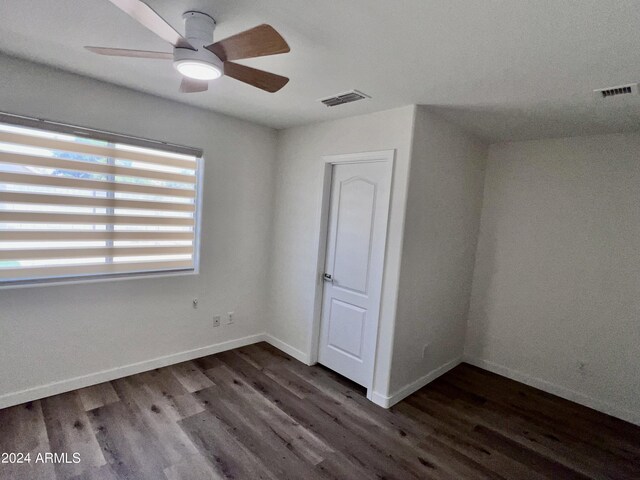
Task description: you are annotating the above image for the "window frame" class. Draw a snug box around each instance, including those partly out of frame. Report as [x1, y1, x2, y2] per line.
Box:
[0, 112, 204, 289]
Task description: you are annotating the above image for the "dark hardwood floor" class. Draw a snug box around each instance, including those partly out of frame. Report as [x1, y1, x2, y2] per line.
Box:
[1, 342, 638, 479]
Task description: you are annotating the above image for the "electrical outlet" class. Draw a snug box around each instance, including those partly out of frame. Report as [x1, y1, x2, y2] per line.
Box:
[213, 315, 221, 327]
[226, 312, 234, 324]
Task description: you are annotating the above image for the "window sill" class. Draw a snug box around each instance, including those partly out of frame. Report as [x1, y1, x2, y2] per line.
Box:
[0, 268, 199, 290]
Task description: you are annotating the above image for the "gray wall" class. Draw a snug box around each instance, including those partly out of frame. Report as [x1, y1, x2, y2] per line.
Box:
[466, 133, 640, 424]
[0, 54, 278, 404]
[389, 107, 487, 395]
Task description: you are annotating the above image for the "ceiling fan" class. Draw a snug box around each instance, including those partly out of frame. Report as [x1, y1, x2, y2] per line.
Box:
[85, 0, 290, 93]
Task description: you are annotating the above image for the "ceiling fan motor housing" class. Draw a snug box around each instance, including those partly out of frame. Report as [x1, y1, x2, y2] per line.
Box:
[173, 11, 222, 78]
[182, 11, 216, 45]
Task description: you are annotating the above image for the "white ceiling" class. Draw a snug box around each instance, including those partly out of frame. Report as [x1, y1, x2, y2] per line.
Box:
[1, 0, 640, 141]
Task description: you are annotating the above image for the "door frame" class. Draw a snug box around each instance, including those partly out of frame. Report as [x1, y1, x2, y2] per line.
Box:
[308, 149, 395, 396]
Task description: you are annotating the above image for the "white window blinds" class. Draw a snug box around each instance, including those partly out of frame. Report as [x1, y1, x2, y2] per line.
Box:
[0, 115, 202, 286]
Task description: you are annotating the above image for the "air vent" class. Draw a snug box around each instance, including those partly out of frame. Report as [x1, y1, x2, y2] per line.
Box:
[594, 83, 639, 99]
[320, 90, 371, 107]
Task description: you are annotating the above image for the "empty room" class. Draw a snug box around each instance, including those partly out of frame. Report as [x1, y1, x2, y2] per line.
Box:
[0, 1, 639, 479]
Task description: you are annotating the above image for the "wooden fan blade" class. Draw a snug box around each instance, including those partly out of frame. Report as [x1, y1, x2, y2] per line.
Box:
[224, 62, 289, 93]
[205, 24, 289, 62]
[179, 78, 209, 93]
[107, 0, 192, 49]
[85, 46, 173, 59]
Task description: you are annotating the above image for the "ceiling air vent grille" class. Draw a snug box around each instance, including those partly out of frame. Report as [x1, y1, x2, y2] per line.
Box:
[594, 83, 639, 99]
[320, 90, 371, 107]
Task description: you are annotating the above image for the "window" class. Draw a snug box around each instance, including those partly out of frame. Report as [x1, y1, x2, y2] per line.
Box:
[0, 113, 203, 286]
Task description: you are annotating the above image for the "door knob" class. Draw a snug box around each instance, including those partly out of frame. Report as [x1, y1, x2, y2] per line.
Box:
[323, 273, 333, 283]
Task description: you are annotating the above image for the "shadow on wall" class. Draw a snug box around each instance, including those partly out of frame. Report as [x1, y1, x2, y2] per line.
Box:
[423, 101, 640, 143]
[464, 222, 498, 360]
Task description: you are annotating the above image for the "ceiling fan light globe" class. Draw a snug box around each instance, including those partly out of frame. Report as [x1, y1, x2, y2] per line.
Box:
[175, 60, 222, 80]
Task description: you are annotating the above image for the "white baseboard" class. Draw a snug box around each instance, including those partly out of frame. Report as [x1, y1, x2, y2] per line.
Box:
[464, 356, 640, 427]
[370, 357, 463, 409]
[263, 334, 312, 365]
[0, 333, 266, 410]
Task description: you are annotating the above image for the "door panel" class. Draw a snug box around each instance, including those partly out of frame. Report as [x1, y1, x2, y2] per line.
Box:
[327, 299, 366, 360]
[318, 158, 392, 387]
[332, 178, 375, 294]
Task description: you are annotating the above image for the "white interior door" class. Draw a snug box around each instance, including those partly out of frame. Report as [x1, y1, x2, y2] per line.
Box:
[318, 158, 392, 387]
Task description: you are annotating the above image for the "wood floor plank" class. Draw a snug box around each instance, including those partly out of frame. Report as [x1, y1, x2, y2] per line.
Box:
[41, 391, 107, 478]
[0, 401, 57, 480]
[194, 385, 329, 480]
[163, 453, 223, 480]
[2, 342, 639, 480]
[169, 361, 215, 393]
[300, 378, 494, 479]
[136, 368, 188, 399]
[77, 383, 120, 412]
[457, 364, 636, 437]
[215, 349, 433, 480]
[133, 367, 205, 420]
[109, 376, 199, 465]
[417, 381, 638, 480]
[446, 366, 640, 461]
[201, 357, 333, 466]
[179, 409, 279, 480]
[202, 358, 374, 480]
[87, 401, 169, 479]
[395, 400, 551, 480]
[446, 380, 640, 477]
[248, 344, 523, 479]
[69, 464, 120, 480]
[406, 388, 593, 479]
